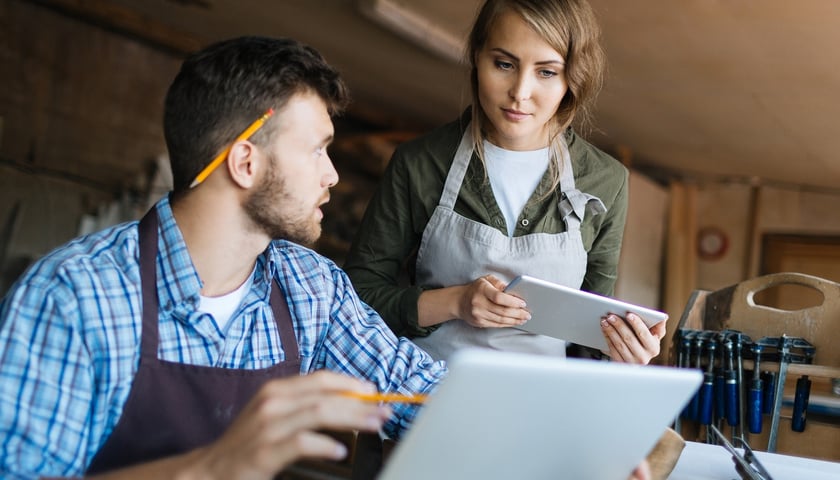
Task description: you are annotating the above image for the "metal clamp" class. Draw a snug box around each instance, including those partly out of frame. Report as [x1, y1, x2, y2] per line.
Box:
[710, 424, 774, 480]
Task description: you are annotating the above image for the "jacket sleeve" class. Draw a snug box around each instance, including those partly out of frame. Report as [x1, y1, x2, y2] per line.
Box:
[581, 166, 629, 297]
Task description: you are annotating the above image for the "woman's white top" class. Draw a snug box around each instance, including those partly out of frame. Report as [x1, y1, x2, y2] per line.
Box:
[483, 139, 551, 236]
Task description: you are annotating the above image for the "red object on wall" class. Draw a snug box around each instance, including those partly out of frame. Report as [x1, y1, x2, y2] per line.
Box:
[697, 226, 729, 260]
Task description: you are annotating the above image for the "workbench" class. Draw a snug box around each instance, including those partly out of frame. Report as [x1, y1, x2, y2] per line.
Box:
[670, 441, 840, 479]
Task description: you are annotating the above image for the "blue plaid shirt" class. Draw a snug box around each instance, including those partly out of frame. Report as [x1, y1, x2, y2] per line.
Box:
[0, 196, 446, 479]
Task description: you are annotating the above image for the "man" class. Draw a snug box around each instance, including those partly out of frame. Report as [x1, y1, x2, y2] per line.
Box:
[0, 36, 445, 479]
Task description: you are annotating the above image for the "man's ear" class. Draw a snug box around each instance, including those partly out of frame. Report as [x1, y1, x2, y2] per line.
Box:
[225, 141, 261, 189]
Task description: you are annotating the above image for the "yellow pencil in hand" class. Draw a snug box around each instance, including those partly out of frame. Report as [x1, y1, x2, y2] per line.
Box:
[341, 391, 428, 404]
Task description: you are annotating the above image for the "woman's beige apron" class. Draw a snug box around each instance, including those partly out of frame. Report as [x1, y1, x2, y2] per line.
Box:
[411, 126, 605, 361]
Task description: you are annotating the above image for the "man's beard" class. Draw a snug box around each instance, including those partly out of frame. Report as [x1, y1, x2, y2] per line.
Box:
[243, 161, 321, 246]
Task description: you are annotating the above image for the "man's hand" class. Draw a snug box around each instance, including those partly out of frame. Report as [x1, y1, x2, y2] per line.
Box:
[629, 459, 652, 480]
[186, 371, 392, 480]
[600, 312, 667, 364]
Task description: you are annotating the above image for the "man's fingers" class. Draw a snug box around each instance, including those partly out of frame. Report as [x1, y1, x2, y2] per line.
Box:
[242, 377, 365, 423]
[629, 459, 652, 480]
[202, 379, 392, 479]
[264, 395, 390, 442]
[250, 430, 351, 476]
[267, 370, 376, 397]
[291, 431, 352, 461]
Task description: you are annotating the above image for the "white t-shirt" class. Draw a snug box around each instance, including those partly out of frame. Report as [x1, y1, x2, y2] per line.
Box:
[198, 269, 255, 333]
[483, 140, 551, 236]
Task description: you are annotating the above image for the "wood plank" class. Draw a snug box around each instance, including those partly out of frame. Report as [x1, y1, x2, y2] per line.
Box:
[741, 360, 840, 379]
[25, 0, 203, 55]
[661, 181, 698, 365]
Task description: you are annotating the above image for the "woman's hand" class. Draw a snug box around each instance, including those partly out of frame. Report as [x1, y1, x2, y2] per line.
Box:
[600, 312, 667, 364]
[456, 275, 532, 328]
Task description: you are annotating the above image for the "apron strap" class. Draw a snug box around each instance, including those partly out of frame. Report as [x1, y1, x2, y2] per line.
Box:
[270, 281, 299, 360]
[138, 208, 161, 362]
[439, 125, 476, 209]
[138, 206, 300, 363]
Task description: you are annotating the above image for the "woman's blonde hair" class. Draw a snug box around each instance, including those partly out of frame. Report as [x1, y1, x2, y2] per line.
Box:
[466, 0, 606, 195]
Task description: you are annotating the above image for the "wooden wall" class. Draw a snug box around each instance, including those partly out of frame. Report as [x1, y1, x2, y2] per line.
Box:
[0, 0, 182, 291]
[0, 0, 413, 293]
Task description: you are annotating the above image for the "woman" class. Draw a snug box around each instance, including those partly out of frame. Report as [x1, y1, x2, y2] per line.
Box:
[345, 0, 664, 364]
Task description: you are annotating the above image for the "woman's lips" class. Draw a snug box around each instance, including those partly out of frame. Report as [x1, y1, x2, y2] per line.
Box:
[502, 108, 530, 121]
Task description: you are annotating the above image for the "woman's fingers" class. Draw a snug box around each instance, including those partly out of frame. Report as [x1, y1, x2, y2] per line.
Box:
[461, 276, 530, 327]
[600, 313, 663, 364]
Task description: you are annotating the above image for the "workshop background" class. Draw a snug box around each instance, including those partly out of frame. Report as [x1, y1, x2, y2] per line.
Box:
[2, 0, 840, 463]
[3, 0, 840, 345]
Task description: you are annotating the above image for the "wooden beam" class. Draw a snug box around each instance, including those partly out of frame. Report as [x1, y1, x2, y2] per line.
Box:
[744, 183, 762, 279]
[25, 0, 203, 56]
[660, 180, 698, 365]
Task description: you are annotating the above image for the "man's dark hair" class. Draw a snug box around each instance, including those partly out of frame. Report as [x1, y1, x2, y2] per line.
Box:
[164, 36, 349, 193]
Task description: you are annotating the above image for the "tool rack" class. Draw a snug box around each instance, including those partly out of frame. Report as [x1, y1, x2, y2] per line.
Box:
[671, 272, 840, 461]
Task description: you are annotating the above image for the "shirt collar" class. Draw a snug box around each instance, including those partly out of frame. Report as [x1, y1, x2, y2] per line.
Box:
[151, 196, 276, 317]
[152, 195, 203, 314]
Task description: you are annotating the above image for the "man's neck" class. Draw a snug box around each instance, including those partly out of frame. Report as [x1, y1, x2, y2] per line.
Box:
[170, 191, 270, 297]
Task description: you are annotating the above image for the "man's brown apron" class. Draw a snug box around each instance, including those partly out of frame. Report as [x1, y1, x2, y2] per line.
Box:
[86, 207, 301, 474]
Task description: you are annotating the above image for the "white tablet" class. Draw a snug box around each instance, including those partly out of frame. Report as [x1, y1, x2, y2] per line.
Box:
[504, 274, 668, 352]
[379, 349, 701, 480]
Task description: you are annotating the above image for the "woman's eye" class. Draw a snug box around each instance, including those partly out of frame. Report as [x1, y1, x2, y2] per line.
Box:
[494, 60, 514, 71]
[539, 69, 558, 78]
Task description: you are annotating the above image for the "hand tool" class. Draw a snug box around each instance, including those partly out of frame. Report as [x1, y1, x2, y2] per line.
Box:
[699, 336, 716, 427]
[748, 344, 763, 434]
[734, 332, 749, 440]
[723, 337, 739, 430]
[714, 332, 727, 427]
[710, 424, 775, 480]
[791, 375, 811, 432]
[766, 335, 790, 453]
[690, 333, 706, 422]
[766, 335, 815, 452]
[674, 329, 690, 433]
[761, 371, 775, 415]
[679, 330, 699, 422]
[789, 344, 815, 433]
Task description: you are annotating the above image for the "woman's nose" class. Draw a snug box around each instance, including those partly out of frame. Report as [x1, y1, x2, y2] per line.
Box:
[509, 73, 533, 102]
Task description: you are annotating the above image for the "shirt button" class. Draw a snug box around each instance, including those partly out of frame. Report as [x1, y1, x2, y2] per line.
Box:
[521, 219, 530, 227]
[496, 219, 503, 226]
